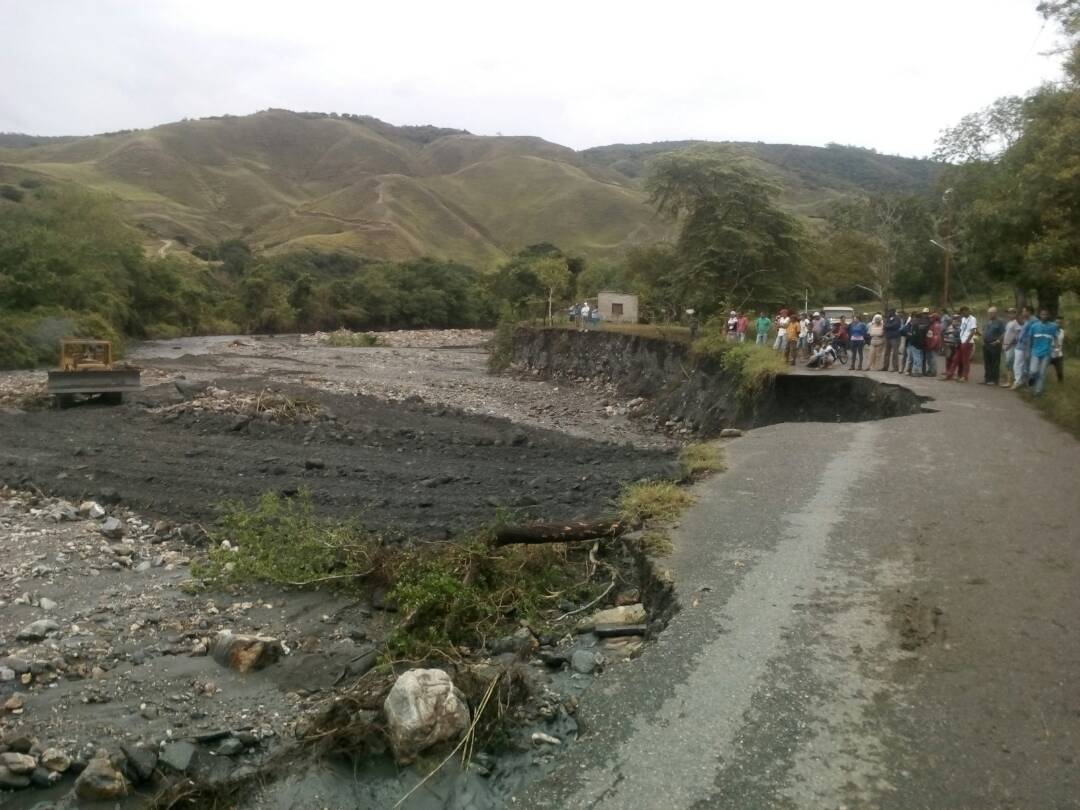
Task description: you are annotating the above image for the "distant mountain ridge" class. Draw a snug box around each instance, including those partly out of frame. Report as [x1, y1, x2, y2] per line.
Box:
[0, 110, 941, 265]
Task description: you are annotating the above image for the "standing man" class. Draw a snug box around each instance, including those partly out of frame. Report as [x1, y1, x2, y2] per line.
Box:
[580, 301, 591, 331]
[981, 306, 1005, 385]
[1050, 317, 1066, 383]
[1028, 309, 1059, 397]
[883, 308, 902, 371]
[785, 315, 800, 365]
[1010, 306, 1036, 389]
[1002, 308, 1021, 386]
[946, 306, 980, 382]
[736, 312, 749, 343]
[726, 311, 739, 342]
[755, 311, 772, 345]
[774, 309, 790, 352]
[907, 308, 930, 376]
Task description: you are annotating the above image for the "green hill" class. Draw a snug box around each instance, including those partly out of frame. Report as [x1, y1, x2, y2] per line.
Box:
[0, 111, 941, 265]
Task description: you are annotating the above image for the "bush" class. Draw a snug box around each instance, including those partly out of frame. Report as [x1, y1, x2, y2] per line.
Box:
[321, 329, 379, 347]
[0, 185, 24, 202]
[691, 322, 788, 407]
[487, 320, 517, 372]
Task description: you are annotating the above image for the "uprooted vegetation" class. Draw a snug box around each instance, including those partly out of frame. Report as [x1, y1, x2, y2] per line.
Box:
[192, 491, 614, 660]
[156, 386, 323, 423]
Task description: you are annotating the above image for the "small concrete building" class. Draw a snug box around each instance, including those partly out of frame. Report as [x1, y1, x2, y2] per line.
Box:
[597, 291, 639, 324]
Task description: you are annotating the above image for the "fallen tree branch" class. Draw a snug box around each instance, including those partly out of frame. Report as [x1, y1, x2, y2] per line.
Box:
[492, 519, 628, 547]
[554, 578, 616, 622]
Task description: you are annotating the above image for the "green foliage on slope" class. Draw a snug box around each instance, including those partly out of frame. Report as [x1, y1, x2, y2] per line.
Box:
[0, 110, 940, 267]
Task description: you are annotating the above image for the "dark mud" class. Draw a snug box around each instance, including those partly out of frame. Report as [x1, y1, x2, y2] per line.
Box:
[0, 380, 676, 535]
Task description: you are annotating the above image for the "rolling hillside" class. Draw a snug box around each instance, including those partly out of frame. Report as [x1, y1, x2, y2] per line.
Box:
[0, 110, 941, 265]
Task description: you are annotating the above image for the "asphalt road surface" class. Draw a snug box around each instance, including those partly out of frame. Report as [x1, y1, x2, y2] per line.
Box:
[513, 368, 1080, 809]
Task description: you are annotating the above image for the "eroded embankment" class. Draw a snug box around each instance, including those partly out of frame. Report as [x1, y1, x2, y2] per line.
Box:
[513, 329, 929, 434]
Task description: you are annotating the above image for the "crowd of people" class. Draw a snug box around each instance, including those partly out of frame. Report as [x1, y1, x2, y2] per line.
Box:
[745, 305, 1066, 396]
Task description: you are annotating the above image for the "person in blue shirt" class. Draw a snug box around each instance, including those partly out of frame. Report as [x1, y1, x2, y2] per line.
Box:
[1028, 308, 1060, 396]
[847, 314, 868, 370]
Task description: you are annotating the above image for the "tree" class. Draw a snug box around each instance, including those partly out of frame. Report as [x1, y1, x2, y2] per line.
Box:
[645, 147, 804, 316]
[530, 257, 570, 324]
[821, 195, 936, 310]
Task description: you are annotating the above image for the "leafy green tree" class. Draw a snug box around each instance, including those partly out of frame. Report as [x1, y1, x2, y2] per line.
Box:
[645, 147, 804, 316]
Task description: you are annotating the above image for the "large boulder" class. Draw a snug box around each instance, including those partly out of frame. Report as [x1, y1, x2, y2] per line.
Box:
[74, 756, 128, 801]
[212, 631, 283, 673]
[383, 669, 470, 764]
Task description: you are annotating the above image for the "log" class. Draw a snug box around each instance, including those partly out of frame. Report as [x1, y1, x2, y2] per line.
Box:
[492, 519, 628, 547]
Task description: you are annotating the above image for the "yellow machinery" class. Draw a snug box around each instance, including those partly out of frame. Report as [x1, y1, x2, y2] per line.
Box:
[47, 339, 141, 406]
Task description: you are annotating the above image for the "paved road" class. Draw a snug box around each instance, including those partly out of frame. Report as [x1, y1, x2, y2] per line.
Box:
[514, 370, 1080, 809]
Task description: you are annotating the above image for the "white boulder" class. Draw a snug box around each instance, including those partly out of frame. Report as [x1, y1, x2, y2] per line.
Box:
[383, 669, 470, 764]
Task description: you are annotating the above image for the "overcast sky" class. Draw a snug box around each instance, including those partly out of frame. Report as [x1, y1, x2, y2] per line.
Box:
[0, 0, 1065, 156]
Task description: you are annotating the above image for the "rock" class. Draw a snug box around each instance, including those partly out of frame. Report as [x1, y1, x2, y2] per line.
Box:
[134, 560, 152, 573]
[98, 487, 121, 505]
[0, 667, 14, 683]
[577, 603, 646, 633]
[719, 428, 743, 438]
[0, 765, 30, 789]
[604, 636, 644, 659]
[46, 501, 79, 522]
[304, 458, 326, 470]
[212, 632, 283, 673]
[159, 741, 197, 773]
[384, 669, 470, 764]
[121, 745, 157, 783]
[75, 756, 128, 800]
[80, 500, 106, 519]
[0, 752, 37, 774]
[40, 747, 71, 773]
[99, 516, 125, 540]
[38, 597, 58, 611]
[531, 731, 561, 746]
[153, 519, 172, 537]
[4, 695, 24, 712]
[16, 619, 59, 641]
[216, 737, 245, 756]
[489, 627, 537, 656]
[570, 649, 601, 675]
[3, 734, 34, 753]
[30, 766, 60, 787]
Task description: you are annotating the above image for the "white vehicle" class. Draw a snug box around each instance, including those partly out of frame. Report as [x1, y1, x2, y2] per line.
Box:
[822, 306, 855, 323]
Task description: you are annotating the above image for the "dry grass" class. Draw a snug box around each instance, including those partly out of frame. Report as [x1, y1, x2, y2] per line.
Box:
[678, 442, 726, 479]
[617, 480, 695, 524]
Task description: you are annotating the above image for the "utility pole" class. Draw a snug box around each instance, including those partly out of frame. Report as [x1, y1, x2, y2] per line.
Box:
[941, 188, 953, 309]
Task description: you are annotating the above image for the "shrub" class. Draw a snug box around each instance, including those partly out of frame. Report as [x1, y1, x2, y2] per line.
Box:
[321, 329, 380, 347]
[487, 320, 517, 372]
[0, 185, 24, 203]
[691, 323, 788, 408]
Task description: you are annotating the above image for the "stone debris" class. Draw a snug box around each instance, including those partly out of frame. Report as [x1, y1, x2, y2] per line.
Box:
[74, 755, 128, 801]
[577, 603, 647, 633]
[212, 632, 285, 673]
[570, 649, 602, 675]
[719, 427, 744, 438]
[15, 619, 59, 642]
[384, 669, 471, 764]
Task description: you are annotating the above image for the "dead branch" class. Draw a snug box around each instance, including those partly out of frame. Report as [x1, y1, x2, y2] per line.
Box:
[491, 519, 628, 547]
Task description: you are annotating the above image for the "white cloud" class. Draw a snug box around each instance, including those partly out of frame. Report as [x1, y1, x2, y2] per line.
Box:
[0, 0, 1064, 155]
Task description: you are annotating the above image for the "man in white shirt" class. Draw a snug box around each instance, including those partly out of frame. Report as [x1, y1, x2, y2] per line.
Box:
[945, 306, 978, 381]
[774, 311, 791, 352]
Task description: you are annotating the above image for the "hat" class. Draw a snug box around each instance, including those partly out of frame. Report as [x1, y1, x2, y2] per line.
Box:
[921, 307, 930, 313]
[730, 311, 737, 316]
[813, 311, 820, 317]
